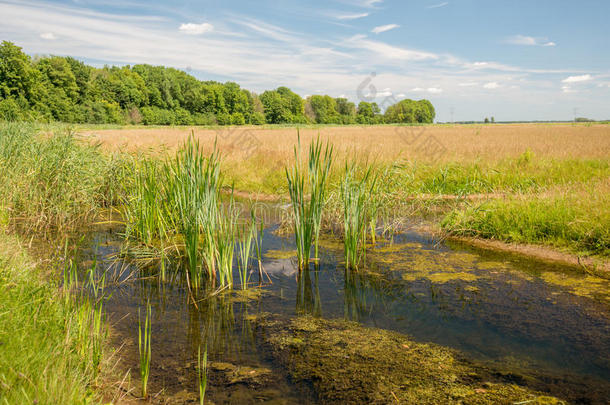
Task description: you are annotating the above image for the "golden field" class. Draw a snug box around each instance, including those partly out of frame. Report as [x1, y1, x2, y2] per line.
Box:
[83, 123, 610, 163]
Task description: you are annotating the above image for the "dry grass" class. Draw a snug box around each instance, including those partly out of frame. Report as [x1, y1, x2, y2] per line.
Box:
[83, 123, 610, 164]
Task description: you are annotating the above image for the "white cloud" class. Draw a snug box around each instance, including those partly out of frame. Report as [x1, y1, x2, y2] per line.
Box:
[427, 2, 449, 8]
[396, 93, 406, 98]
[562, 74, 592, 83]
[458, 82, 478, 87]
[40, 32, 56, 40]
[411, 87, 425, 92]
[179, 22, 213, 35]
[484, 82, 500, 89]
[372, 24, 399, 34]
[337, 12, 370, 20]
[562, 85, 576, 93]
[506, 35, 556, 47]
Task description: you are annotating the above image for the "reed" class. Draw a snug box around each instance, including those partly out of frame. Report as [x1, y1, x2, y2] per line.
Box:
[237, 220, 255, 290]
[285, 134, 333, 269]
[198, 345, 208, 405]
[138, 303, 152, 398]
[341, 164, 377, 269]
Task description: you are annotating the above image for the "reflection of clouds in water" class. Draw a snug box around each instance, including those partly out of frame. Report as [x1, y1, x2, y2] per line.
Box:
[264, 259, 297, 277]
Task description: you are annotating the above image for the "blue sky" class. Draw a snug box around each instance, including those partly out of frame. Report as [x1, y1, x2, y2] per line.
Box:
[1, 0, 609, 121]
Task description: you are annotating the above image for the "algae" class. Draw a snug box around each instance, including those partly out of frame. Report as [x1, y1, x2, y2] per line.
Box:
[264, 249, 298, 260]
[539, 271, 610, 305]
[256, 315, 565, 404]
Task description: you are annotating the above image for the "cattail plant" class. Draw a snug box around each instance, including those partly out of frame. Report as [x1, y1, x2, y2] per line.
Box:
[285, 133, 333, 269]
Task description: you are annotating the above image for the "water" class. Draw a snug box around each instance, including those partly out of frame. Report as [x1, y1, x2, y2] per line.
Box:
[83, 224, 610, 404]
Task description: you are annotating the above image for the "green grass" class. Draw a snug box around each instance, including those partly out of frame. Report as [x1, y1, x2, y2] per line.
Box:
[197, 345, 208, 405]
[0, 231, 106, 404]
[441, 184, 610, 256]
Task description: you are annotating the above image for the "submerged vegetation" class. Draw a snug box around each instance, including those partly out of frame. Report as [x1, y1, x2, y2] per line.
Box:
[256, 316, 564, 404]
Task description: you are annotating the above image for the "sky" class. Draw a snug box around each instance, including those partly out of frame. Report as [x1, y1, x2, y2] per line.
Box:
[1, 0, 609, 121]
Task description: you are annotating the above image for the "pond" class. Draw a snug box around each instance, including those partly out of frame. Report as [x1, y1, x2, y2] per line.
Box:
[81, 220, 610, 404]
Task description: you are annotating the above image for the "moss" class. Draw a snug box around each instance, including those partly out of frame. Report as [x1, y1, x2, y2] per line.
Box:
[256, 316, 564, 404]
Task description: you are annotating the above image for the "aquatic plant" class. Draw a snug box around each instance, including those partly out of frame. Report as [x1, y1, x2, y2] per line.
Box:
[285, 134, 333, 269]
[198, 345, 208, 405]
[164, 135, 223, 288]
[138, 303, 152, 398]
[341, 164, 377, 269]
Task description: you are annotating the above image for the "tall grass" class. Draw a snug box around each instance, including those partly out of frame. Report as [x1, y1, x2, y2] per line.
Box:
[0, 122, 123, 234]
[138, 303, 152, 398]
[285, 135, 333, 269]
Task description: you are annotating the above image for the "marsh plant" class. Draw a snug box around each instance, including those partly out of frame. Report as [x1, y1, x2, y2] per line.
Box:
[138, 303, 152, 398]
[341, 164, 377, 269]
[285, 135, 333, 269]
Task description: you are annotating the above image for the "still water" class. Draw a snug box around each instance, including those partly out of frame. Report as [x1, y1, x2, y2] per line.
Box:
[83, 224, 610, 404]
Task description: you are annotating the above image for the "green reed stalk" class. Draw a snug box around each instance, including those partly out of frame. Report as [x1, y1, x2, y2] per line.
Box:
[198, 345, 208, 405]
[237, 221, 255, 290]
[138, 304, 152, 398]
[285, 134, 333, 269]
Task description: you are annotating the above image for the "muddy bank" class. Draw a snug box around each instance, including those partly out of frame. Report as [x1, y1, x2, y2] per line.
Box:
[254, 315, 566, 405]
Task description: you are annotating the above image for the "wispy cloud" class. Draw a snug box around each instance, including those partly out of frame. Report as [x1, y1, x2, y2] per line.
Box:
[483, 82, 500, 89]
[371, 24, 399, 34]
[562, 74, 592, 83]
[343, 34, 438, 61]
[506, 35, 556, 47]
[336, 12, 370, 20]
[179, 22, 213, 35]
[427, 2, 449, 9]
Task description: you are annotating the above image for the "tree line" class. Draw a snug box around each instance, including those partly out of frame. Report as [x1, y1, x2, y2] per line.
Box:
[0, 41, 435, 125]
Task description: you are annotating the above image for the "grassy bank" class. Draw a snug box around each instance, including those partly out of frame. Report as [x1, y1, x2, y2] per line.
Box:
[0, 122, 115, 403]
[441, 180, 610, 258]
[0, 230, 105, 404]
